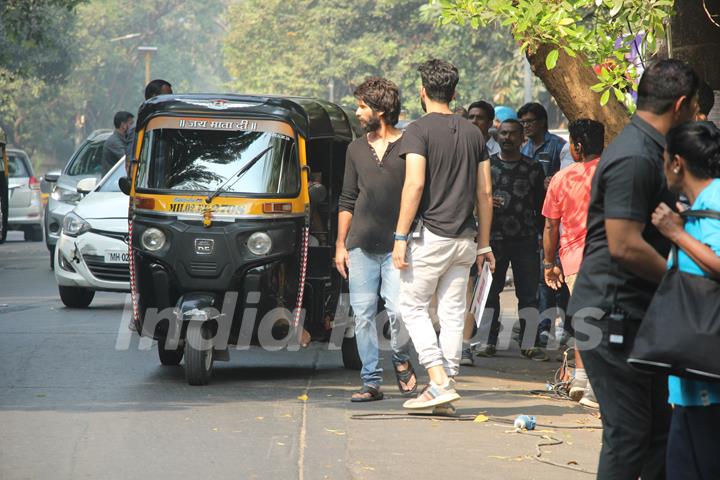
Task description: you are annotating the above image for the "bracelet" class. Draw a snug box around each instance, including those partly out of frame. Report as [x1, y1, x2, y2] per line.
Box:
[393, 232, 409, 241]
[477, 246, 492, 255]
[542, 261, 556, 270]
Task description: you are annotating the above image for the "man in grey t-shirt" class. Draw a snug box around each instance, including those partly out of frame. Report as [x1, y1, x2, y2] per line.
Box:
[102, 111, 134, 175]
[392, 59, 494, 410]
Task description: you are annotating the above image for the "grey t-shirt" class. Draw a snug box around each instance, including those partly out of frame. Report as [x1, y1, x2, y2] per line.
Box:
[398, 112, 488, 238]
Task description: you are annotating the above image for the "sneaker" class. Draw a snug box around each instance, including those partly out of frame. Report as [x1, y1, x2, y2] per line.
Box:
[460, 347, 474, 366]
[522, 347, 550, 362]
[474, 344, 497, 357]
[579, 383, 599, 409]
[403, 379, 461, 409]
[568, 376, 587, 402]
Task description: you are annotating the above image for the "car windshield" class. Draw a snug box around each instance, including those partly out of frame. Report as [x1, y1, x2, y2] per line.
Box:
[97, 161, 126, 192]
[66, 139, 106, 176]
[136, 126, 298, 196]
[8, 154, 30, 178]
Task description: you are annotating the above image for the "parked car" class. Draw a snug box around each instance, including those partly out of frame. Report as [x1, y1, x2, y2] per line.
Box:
[0, 127, 7, 243]
[6, 148, 43, 241]
[54, 159, 129, 308]
[44, 129, 112, 268]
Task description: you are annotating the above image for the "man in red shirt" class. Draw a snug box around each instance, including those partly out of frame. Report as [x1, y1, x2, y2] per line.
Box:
[542, 119, 604, 408]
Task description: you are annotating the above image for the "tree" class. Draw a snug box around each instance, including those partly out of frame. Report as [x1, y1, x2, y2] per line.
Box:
[438, 0, 676, 139]
[224, 0, 530, 118]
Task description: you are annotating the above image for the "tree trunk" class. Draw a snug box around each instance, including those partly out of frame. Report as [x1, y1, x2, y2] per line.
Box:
[526, 43, 629, 142]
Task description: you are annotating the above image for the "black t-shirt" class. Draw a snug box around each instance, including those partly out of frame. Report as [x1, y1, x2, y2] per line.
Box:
[490, 154, 546, 241]
[398, 112, 488, 238]
[568, 115, 676, 319]
[338, 136, 405, 253]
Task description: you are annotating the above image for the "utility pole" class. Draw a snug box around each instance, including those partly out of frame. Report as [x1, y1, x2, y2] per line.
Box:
[137, 46, 158, 86]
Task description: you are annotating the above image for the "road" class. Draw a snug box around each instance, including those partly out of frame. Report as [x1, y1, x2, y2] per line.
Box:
[0, 233, 601, 480]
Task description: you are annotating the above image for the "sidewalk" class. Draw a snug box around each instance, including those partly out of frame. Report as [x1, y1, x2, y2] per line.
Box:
[304, 290, 603, 480]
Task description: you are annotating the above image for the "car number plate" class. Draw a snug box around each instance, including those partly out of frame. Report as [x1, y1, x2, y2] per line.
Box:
[104, 250, 129, 263]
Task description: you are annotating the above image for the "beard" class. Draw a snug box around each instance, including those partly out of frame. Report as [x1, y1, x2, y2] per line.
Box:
[360, 113, 382, 133]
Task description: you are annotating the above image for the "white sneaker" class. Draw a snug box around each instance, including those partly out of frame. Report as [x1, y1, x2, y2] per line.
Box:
[579, 383, 599, 409]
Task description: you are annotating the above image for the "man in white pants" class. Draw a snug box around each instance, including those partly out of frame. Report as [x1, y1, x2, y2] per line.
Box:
[392, 59, 495, 409]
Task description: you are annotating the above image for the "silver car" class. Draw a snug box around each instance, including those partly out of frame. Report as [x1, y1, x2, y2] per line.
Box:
[7, 149, 43, 241]
[44, 130, 112, 269]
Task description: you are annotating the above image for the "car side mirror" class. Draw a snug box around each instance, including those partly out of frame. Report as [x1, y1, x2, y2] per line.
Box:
[308, 182, 327, 205]
[76, 177, 98, 195]
[118, 176, 131, 196]
[45, 170, 62, 183]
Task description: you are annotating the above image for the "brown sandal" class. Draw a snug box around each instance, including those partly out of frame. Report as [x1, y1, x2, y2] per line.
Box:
[351, 385, 384, 402]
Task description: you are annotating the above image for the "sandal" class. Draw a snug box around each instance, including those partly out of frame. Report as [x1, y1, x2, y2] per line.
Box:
[394, 361, 418, 397]
[350, 385, 384, 402]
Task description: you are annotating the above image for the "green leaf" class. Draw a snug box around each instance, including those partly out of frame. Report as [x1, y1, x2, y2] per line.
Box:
[613, 87, 624, 102]
[546, 49, 559, 70]
[600, 89, 610, 106]
[590, 82, 606, 93]
[558, 17, 575, 26]
[609, 0, 624, 17]
[562, 45, 576, 57]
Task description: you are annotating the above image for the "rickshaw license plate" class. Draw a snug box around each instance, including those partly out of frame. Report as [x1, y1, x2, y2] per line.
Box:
[104, 251, 129, 264]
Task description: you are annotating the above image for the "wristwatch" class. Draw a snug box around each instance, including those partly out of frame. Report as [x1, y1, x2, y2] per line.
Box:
[542, 261, 556, 270]
[393, 232, 409, 241]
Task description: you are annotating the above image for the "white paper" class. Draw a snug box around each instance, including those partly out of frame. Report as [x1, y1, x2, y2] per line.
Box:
[471, 261, 493, 328]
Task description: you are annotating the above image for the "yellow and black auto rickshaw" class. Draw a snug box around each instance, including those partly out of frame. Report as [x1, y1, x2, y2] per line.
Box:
[120, 94, 363, 384]
[0, 127, 8, 244]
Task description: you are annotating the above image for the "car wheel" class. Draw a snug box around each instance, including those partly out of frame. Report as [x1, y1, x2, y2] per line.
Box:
[0, 174, 7, 244]
[341, 334, 362, 370]
[31, 225, 43, 242]
[185, 321, 215, 386]
[49, 246, 55, 270]
[158, 339, 184, 366]
[58, 285, 95, 308]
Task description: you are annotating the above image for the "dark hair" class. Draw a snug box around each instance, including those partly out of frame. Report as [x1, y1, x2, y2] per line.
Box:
[468, 100, 495, 122]
[144, 79, 172, 100]
[517, 102, 548, 126]
[354, 77, 401, 126]
[667, 121, 720, 179]
[500, 118, 523, 132]
[568, 119, 605, 157]
[417, 59, 459, 104]
[637, 60, 699, 115]
[113, 111, 134, 129]
[698, 81, 715, 116]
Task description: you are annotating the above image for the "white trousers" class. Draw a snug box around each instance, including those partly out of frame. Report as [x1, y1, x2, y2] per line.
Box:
[399, 229, 476, 377]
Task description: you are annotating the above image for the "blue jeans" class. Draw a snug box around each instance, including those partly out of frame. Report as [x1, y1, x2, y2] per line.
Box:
[348, 248, 411, 388]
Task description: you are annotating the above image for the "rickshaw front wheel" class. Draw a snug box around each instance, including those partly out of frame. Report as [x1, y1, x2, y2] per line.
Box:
[185, 322, 214, 386]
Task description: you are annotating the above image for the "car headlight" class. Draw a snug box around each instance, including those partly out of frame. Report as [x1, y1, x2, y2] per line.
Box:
[247, 232, 272, 256]
[62, 212, 91, 237]
[51, 186, 82, 205]
[141, 228, 166, 251]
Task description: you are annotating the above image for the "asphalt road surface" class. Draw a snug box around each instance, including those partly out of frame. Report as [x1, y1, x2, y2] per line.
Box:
[0, 233, 601, 480]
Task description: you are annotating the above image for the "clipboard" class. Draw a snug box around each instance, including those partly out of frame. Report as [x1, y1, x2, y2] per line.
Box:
[471, 261, 493, 328]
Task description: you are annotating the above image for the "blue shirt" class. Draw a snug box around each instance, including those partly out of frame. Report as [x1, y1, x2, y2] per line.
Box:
[521, 131, 566, 177]
[667, 178, 720, 407]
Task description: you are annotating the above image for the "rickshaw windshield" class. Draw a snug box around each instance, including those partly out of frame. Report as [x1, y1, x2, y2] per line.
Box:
[135, 127, 299, 196]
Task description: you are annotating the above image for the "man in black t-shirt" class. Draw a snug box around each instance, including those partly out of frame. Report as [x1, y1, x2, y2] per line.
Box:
[336, 77, 415, 403]
[569, 60, 699, 479]
[392, 59, 494, 410]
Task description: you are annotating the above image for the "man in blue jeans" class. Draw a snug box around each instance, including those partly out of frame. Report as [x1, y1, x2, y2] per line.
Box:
[336, 77, 416, 402]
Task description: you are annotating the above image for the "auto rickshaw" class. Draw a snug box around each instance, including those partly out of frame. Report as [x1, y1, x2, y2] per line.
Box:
[0, 127, 8, 244]
[120, 94, 364, 385]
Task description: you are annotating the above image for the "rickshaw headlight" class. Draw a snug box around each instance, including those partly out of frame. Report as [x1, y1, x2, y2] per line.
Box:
[247, 232, 272, 256]
[141, 228, 166, 252]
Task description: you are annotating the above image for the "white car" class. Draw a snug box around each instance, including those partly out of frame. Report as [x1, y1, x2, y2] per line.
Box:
[7, 148, 44, 241]
[54, 160, 130, 308]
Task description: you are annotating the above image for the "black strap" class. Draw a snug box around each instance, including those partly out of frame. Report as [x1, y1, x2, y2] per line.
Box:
[681, 209, 720, 221]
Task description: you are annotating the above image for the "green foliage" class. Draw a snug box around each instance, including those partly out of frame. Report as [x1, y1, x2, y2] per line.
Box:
[0, 0, 229, 167]
[437, 0, 675, 112]
[224, 0, 534, 118]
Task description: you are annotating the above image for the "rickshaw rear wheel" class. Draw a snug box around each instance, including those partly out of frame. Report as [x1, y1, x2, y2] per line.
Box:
[158, 340, 184, 366]
[185, 322, 214, 385]
[341, 335, 362, 370]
